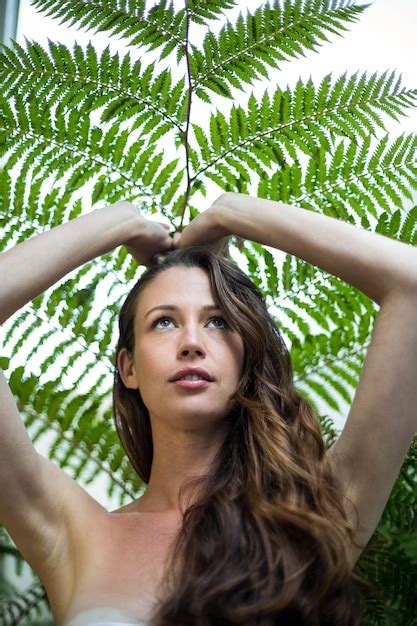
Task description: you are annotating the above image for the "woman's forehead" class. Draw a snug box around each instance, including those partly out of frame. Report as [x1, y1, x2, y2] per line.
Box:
[138, 267, 214, 309]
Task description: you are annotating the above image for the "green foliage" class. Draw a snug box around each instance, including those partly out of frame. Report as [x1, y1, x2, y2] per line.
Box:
[0, 0, 416, 624]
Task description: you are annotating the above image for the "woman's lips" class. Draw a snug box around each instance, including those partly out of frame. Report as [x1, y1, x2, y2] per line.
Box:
[171, 379, 211, 389]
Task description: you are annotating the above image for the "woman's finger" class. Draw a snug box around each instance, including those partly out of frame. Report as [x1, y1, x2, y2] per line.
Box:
[172, 232, 182, 248]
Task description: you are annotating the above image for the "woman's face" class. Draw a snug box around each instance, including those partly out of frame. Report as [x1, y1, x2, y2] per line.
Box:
[119, 266, 245, 432]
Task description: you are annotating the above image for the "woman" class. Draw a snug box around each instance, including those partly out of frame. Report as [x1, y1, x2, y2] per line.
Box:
[0, 192, 416, 626]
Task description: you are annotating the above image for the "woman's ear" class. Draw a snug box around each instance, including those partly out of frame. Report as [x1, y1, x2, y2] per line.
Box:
[117, 347, 139, 389]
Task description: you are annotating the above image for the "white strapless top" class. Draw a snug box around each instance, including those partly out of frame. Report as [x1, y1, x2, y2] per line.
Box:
[64, 607, 149, 626]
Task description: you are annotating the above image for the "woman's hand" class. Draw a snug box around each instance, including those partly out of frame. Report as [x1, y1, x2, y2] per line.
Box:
[120, 203, 175, 266]
[172, 203, 232, 256]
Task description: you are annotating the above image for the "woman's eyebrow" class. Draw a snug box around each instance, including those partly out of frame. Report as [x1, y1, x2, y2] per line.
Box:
[144, 304, 221, 319]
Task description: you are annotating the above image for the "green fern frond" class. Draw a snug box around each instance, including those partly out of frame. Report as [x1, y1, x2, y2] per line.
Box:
[11, 373, 140, 502]
[0, 91, 185, 210]
[191, 0, 370, 100]
[186, 0, 236, 25]
[30, 0, 186, 61]
[0, 580, 49, 626]
[358, 494, 417, 623]
[256, 135, 417, 228]
[187, 0, 238, 25]
[0, 39, 187, 134]
[190, 73, 417, 186]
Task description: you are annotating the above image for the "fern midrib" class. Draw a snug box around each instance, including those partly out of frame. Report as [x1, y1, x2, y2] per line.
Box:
[294, 333, 372, 387]
[2, 125, 165, 205]
[25, 130, 178, 224]
[268, 268, 363, 310]
[2, 65, 184, 131]
[189, 93, 416, 182]
[294, 154, 417, 209]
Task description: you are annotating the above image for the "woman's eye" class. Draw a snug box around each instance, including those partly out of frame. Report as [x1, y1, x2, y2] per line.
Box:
[153, 316, 173, 328]
[210, 317, 228, 329]
[152, 316, 228, 329]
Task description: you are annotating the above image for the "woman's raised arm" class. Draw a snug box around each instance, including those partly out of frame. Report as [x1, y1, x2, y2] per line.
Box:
[0, 201, 172, 325]
[0, 200, 173, 581]
[207, 192, 417, 305]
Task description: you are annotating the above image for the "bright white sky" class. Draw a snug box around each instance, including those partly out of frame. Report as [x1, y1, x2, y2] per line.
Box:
[8, 0, 417, 509]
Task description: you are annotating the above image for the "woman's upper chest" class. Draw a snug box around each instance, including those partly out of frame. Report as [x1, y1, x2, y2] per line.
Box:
[47, 509, 182, 626]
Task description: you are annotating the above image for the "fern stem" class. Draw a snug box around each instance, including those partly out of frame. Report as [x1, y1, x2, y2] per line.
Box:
[179, 0, 194, 232]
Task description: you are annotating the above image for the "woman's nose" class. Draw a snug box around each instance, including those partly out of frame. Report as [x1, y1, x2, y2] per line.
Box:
[179, 344, 205, 357]
[177, 326, 206, 357]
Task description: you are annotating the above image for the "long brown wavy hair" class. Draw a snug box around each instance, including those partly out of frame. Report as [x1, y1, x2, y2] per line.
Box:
[112, 245, 381, 626]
